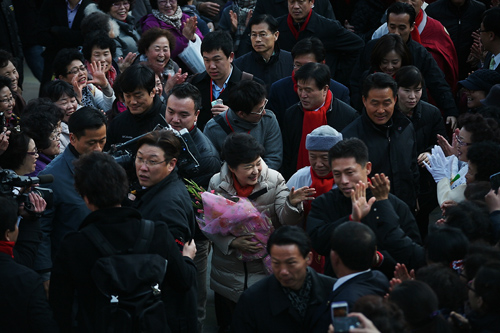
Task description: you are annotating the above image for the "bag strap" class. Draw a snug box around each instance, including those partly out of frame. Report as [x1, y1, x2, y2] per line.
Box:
[214, 114, 233, 135]
[132, 219, 155, 253]
[241, 71, 254, 81]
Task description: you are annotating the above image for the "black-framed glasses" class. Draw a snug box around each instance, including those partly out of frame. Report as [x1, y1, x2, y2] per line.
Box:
[26, 148, 39, 156]
[250, 99, 268, 115]
[135, 156, 167, 167]
[66, 65, 87, 76]
[0, 96, 14, 105]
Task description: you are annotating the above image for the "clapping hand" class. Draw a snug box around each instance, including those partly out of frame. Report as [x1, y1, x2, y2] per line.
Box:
[351, 181, 376, 222]
[288, 186, 316, 207]
[369, 173, 390, 201]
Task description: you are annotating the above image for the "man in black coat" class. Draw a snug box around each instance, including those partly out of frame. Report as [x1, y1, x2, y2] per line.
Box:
[50, 152, 197, 333]
[231, 226, 334, 333]
[480, 8, 500, 73]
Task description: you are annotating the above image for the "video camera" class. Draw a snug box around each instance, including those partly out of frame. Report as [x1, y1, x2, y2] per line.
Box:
[0, 168, 54, 213]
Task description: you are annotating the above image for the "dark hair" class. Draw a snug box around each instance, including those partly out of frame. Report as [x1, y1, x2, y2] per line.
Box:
[169, 82, 202, 111]
[474, 261, 500, 312]
[467, 141, 500, 182]
[330, 222, 376, 271]
[53, 48, 85, 78]
[80, 11, 112, 37]
[0, 50, 16, 69]
[464, 181, 491, 201]
[0, 131, 32, 172]
[68, 106, 107, 138]
[226, 80, 267, 114]
[73, 152, 129, 208]
[248, 14, 279, 33]
[445, 201, 492, 243]
[0, 75, 13, 92]
[425, 227, 469, 265]
[353, 295, 408, 333]
[294, 62, 330, 90]
[463, 244, 500, 281]
[82, 31, 116, 61]
[201, 30, 233, 58]
[395, 66, 423, 89]
[267, 225, 311, 258]
[387, 2, 416, 27]
[21, 99, 63, 150]
[119, 64, 155, 94]
[459, 113, 500, 144]
[328, 138, 369, 167]
[41, 80, 78, 102]
[416, 263, 468, 313]
[222, 132, 265, 169]
[137, 27, 176, 56]
[0, 197, 18, 238]
[483, 7, 500, 37]
[98, 0, 136, 13]
[371, 34, 412, 72]
[136, 130, 181, 161]
[362, 72, 398, 98]
[291, 37, 325, 62]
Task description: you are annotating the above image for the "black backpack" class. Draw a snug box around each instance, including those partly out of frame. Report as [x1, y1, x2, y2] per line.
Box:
[82, 219, 169, 333]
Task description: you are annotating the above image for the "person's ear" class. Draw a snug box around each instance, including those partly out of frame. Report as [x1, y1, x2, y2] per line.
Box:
[365, 161, 372, 176]
[274, 31, 279, 41]
[306, 251, 313, 265]
[229, 52, 235, 63]
[69, 133, 77, 146]
[362, 96, 368, 109]
[167, 158, 177, 172]
[3, 229, 12, 242]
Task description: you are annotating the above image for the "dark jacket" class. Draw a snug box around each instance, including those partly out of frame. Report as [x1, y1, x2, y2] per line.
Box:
[105, 95, 167, 149]
[483, 52, 500, 74]
[311, 271, 389, 332]
[231, 267, 335, 333]
[282, 98, 358, 180]
[275, 10, 364, 86]
[13, 217, 42, 269]
[342, 110, 420, 211]
[188, 126, 221, 189]
[0, 0, 23, 76]
[307, 188, 424, 272]
[268, 76, 351, 129]
[349, 0, 387, 42]
[233, 47, 294, 93]
[426, 0, 486, 80]
[132, 168, 195, 243]
[49, 207, 197, 333]
[0, 253, 58, 333]
[190, 65, 264, 131]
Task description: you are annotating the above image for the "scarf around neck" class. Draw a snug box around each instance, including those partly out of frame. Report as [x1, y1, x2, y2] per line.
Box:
[153, 8, 183, 30]
[0, 241, 15, 258]
[232, 172, 255, 197]
[411, 9, 423, 45]
[287, 10, 313, 39]
[282, 269, 312, 319]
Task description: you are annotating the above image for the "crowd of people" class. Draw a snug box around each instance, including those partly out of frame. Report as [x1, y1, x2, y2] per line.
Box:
[1, 0, 500, 332]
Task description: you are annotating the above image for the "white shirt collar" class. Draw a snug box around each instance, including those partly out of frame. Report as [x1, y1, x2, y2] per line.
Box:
[333, 269, 371, 291]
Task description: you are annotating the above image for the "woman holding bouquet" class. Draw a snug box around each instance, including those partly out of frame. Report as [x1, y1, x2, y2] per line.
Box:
[206, 132, 315, 332]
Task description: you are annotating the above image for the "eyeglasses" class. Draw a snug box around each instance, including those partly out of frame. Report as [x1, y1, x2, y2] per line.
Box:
[456, 135, 472, 147]
[249, 32, 272, 39]
[49, 132, 61, 141]
[466, 280, 476, 293]
[158, 0, 176, 6]
[66, 65, 87, 76]
[26, 148, 39, 156]
[0, 96, 14, 105]
[112, 1, 130, 8]
[135, 156, 167, 167]
[250, 99, 268, 115]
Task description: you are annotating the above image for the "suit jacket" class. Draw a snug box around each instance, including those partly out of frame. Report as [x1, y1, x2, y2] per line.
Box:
[483, 52, 500, 73]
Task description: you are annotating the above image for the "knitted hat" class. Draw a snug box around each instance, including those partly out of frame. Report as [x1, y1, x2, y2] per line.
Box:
[458, 69, 500, 94]
[305, 125, 343, 151]
[481, 84, 500, 106]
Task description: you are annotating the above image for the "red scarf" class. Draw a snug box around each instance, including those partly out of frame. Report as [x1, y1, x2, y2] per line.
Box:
[411, 10, 423, 45]
[232, 173, 255, 198]
[287, 10, 313, 39]
[296, 90, 332, 170]
[0, 241, 15, 258]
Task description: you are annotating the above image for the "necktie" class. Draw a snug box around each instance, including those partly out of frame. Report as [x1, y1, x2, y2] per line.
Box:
[490, 57, 496, 70]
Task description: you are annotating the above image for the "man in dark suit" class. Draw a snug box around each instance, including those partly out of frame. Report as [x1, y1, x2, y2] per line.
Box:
[480, 8, 500, 73]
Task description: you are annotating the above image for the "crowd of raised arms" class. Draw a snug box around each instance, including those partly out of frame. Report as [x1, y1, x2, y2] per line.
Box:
[0, 0, 500, 332]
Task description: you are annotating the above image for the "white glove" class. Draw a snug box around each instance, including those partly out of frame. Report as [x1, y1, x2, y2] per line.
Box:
[424, 145, 449, 183]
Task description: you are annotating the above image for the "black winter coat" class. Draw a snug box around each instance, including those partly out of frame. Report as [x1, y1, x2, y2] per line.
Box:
[188, 126, 221, 189]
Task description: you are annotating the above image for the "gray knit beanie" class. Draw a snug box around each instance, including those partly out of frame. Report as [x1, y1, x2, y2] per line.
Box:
[305, 125, 343, 151]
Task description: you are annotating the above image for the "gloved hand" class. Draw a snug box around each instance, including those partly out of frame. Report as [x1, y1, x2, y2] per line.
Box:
[424, 145, 450, 183]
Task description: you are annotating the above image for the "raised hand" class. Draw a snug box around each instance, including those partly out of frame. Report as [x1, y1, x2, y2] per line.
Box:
[164, 68, 188, 92]
[393, 263, 415, 281]
[288, 186, 316, 207]
[117, 52, 137, 73]
[351, 181, 376, 221]
[229, 10, 238, 33]
[369, 173, 390, 201]
[88, 61, 110, 89]
[182, 16, 198, 41]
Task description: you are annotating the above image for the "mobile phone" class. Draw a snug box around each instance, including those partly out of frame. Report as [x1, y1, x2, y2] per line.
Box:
[331, 302, 360, 333]
[211, 99, 223, 107]
[331, 301, 348, 322]
[490, 171, 500, 193]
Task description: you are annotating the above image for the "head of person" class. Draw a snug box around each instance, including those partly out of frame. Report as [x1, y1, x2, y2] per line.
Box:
[0, 197, 20, 243]
[305, 125, 343, 177]
[222, 132, 265, 187]
[330, 222, 376, 275]
[155, 74, 163, 96]
[370, 34, 412, 77]
[0, 76, 15, 119]
[137, 28, 176, 75]
[248, 15, 279, 57]
[118, 64, 156, 115]
[395, 66, 424, 114]
[165, 82, 201, 131]
[80, 10, 118, 38]
[267, 225, 312, 291]
[82, 31, 116, 74]
[0, 131, 38, 175]
[68, 106, 107, 154]
[480, 84, 500, 107]
[54, 48, 88, 88]
[42, 80, 79, 123]
[288, 0, 314, 23]
[21, 99, 63, 157]
[329, 138, 371, 198]
[362, 73, 398, 125]
[466, 141, 500, 185]
[201, 31, 234, 83]
[425, 226, 469, 265]
[456, 113, 500, 161]
[480, 8, 500, 52]
[291, 37, 326, 73]
[135, 130, 181, 187]
[458, 69, 500, 110]
[295, 62, 331, 110]
[152, 0, 179, 16]
[352, 295, 407, 333]
[463, 244, 500, 281]
[468, 261, 500, 314]
[386, 2, 416, 43]
[445, 201, 492, 244]
[74, 151, 129, 210]
[226, 80, 267, 124]
[399, 0, 424, 14]
[98, 0, 134, 21]
[0, 50, 20, 92]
